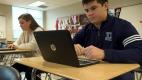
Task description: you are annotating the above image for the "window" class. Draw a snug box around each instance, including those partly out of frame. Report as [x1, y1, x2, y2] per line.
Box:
[12, 6, 43, 40]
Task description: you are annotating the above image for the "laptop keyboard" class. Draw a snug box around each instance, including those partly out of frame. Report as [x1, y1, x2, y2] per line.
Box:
[78, 58, 99, 66]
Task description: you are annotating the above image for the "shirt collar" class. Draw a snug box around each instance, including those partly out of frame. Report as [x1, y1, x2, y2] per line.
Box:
[100, 15, 114, 30]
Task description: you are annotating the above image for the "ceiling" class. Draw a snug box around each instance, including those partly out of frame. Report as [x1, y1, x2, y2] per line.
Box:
[109, 0, 142, 8]
[0, 0, 142, 10]
[0, 0, 81, 10]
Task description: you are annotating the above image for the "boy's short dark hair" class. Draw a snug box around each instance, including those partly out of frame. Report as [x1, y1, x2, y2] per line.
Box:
[82, 0, 108, 5]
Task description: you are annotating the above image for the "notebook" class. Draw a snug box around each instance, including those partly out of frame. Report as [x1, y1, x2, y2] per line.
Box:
[34, 30, 99, 67]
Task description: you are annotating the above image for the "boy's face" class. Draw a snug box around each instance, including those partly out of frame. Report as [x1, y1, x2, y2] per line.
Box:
[83, 0, 108, 24]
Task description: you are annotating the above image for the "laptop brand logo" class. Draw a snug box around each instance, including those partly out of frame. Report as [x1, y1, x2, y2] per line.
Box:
[50, 44, 56, 51]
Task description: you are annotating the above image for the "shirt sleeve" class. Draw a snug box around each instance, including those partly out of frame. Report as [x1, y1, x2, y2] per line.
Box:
[15, 27, 43, 50]
[72, 27, 86, 46]
[16, 35, 36, 50]
[104, 21, 142, 64]
[13, 32, 23, 47]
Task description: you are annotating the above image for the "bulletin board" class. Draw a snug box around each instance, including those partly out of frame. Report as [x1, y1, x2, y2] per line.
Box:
[0, 15, 6, 38]
[55, 14, 89, 38]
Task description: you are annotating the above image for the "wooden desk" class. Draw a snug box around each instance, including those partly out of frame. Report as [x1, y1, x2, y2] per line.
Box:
[16, 57, 140, 80]
[0, 38, 6, 43]
[0, 49, 33, 65]
[0, 49, 33, 54]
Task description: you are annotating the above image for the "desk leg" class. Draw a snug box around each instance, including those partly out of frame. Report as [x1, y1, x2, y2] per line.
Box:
[31, 68, 52, 80]
[135, 70, 142, 80]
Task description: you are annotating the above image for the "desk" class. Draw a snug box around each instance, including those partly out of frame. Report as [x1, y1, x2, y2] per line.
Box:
[0, 38, 6, 43]
[0, 49, 33, 54]
[0, 49, 33, 65]
[16, 57, 140, 80]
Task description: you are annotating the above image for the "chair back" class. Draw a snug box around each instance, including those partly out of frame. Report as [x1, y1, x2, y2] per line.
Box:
[0, 65, 21, 80]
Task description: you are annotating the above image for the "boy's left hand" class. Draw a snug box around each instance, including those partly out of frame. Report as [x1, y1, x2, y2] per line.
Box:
[83, 45, 104, 60]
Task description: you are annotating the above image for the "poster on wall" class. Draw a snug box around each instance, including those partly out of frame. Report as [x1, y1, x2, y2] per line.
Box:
[115, 7, 121, 18]
[108, 8, 121, 18]
[108, 9, 115, 16]
[55, 14, 89, 38]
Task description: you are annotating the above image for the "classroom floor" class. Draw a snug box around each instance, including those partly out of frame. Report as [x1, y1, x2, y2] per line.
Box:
[21, 72, 142, 80]
[21, 72, 63, 80]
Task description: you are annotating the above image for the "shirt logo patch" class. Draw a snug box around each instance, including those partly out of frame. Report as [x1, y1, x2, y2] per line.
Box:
[105, 32, 112, 41]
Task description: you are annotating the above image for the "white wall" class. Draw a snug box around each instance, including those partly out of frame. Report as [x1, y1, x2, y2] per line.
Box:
[0, 4, 12, 41]
[46, 2, 84, 30]
[120, 4, 142, 36]
[0, 16, 6, 38]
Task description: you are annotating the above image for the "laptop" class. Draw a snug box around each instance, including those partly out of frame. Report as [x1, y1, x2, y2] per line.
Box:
[34, 30, 99, 67]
